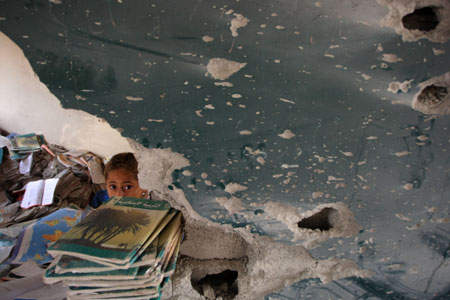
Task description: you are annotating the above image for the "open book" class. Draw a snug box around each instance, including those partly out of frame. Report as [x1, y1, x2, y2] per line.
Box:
[21, 178, 59, 209]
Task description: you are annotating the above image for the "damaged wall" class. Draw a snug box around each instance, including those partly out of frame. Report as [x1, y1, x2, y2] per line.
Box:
[1, 0, 450, 299]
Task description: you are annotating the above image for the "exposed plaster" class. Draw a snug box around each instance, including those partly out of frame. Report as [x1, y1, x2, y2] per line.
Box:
[378, 0, 450, 43]
[265, 202, 361, 249]
[412, 71, 450, 115]
[206, 58, 247, 81]
[0, 33, 131, 157]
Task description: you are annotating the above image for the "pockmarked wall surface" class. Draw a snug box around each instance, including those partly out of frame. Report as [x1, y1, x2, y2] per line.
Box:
[1, 0, 449, 299]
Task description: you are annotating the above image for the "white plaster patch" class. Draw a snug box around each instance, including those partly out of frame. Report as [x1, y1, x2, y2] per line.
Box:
[230, 13, 249, 37]
[328, 176, 344, 182]
[125, 96, 144, 101]
[206, 58, 247, 81]
[224, 183, 248, 194]
[256, 157, 265, 165]
[417, 135, 428, 141]
[278, 129, 295, 139]
[395, 151, 410, 157]
[147, 119, 164, 123]
[202, 35, 214, 42]
[387, 79, 414, 94]
[239, 130, 252, 135]
[281, 164, 299, 169]
[395, 213, 412, 221]
[432, 48, 445, 55]
[216, 196, 243, 215]
[214, 81, 234, 87]
[341, 151, 354, 157]
[362, 73, 372, 80]
[0, 33, 131, 157]
[403, 183, 414, 190]
[412, 72, 450, 115]
[182, 170, 193, 176]
[279, 98, 295, 104]
[312, 191, 324, 199]
[382, 53, 403, 63]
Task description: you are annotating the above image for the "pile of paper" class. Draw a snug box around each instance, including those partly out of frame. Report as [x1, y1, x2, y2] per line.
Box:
[56, 150, 105, 184]
[44, 196, 183, 300]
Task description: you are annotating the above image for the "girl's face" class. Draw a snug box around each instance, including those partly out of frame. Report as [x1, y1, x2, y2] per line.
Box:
[106, 168, 145, 198]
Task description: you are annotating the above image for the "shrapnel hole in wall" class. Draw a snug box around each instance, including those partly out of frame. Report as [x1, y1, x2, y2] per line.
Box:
[297, 207, 338, 231]
[402, 6, 440, 32]
[191, 269, 239, 300]
[417, 85, 448, 105]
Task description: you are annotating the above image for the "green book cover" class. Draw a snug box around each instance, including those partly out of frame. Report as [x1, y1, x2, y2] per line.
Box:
[68, 284, 160, 296]
[126, 208, 177, 266]
[12, 133, 42, 151]
[66, 286, 160, 300]
[64, 271, 162, 288]
[44, 263, 139, 284]
[48, 197, 171, 265]
[55, 237, 159, 274]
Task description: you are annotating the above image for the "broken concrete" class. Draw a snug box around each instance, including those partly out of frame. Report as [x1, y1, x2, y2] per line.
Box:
[412, 71, 450, 115]
[265, 202, 362, 248]
[378, 0, 450, 43]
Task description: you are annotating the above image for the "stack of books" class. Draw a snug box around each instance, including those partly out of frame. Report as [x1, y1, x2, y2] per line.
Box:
[8, 133, 44, 160]
[44, 196, 183, 300]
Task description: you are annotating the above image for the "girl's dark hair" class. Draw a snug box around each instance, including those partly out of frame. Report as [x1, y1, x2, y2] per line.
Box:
[104, 152, 138, 179]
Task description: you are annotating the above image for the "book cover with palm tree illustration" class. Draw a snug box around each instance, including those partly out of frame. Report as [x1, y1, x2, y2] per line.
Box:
[48, 196, 171, 265]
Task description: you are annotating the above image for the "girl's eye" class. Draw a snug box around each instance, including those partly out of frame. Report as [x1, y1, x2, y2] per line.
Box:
[124, 185, 133, 190]
[109, 184, 116, 190]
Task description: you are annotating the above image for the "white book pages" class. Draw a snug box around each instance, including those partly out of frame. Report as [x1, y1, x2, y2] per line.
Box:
[21, 178, 59, 208]
[21, 180, 45, 208]
[42, 178, 59, 206]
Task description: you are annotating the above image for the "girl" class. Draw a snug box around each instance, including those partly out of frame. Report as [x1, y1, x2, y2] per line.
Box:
[104, 152, 148, 199]
[91, 152, 148, 208]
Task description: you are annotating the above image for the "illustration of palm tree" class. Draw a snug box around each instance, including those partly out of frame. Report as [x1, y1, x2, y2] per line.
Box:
[75, 208, 151, 247]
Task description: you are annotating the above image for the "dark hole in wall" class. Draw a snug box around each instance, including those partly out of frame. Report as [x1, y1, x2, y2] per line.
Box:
[297, 207, 338, 231]
[402, 7, 440, 32]
[192, 269, 239, 300]
[417, 85, 448, 106]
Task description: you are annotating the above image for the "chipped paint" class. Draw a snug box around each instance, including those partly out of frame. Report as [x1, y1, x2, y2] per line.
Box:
[230, 13, 249, 37]
[206, 58, 247, 81]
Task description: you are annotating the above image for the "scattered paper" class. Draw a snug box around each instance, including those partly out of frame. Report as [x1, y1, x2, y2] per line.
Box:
[11, 260, 45, 277]
[0, 274, 46, 300]
[19, 153, 33, 175]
